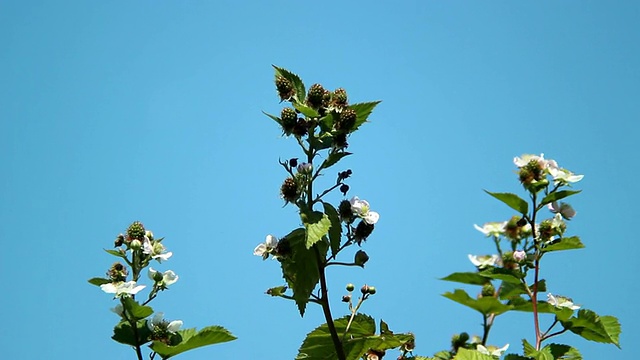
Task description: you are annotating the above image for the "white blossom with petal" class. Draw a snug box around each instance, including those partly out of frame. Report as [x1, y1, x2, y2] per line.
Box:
[148, 267, 179, 286]
[468, 254, 501, 268]
[548, 201, 576, 220]
[254, 234, 278, 260]
[100, 281, 146, 297]
[350, 196, 380, 225]
[547, 293, 580, 310]
[477, 343, 509, 357]
[513, 250, 526, 262]
[548, 167, 584, 184]
[474, 222, 506, 237]
[147, 312, 183, 333]
[514, 154, 547, 168]
[143, 239, 173, 263]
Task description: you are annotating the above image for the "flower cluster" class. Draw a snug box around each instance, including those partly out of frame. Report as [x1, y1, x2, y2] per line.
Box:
[514, 153, 583, 189]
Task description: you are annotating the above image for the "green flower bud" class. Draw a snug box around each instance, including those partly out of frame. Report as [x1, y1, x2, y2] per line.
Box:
[367, 286, 376, 295]
[130, 239, 142, 250]
[152, 271, 164, 283]
[481, 283, 495, 298]
[342, 295, 351, 302]
[127, 221, 145, 241]
[354, 250, 369, 267]
[346, 283, 355, 292]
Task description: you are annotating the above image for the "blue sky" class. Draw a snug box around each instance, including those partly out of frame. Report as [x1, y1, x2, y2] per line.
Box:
[1, 1, 638, 359]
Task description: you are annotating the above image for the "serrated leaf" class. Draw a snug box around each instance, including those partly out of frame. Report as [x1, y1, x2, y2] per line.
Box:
[522, 339, 536, 356]
[500, 280, 546, 300]
[151, 326, 236, 358]
[112, 319, 151, 346]
[509, 299, 556, 314]
[547, 343, 583, 360]
[262, 111, 282, 126]
[350, 101, 381, 131]
[478, 267, 523, 284]
[484, 191, 529, 214]
[442, 289, 512, 316]
[308, 132, 334, 151]
[88, 277, 111, 286]
[122, 297, 153, 320]
[280, 228, 326, 316]
[562, 309, 621, 348]
[440, 272, 489, 286]
[104, 248, 126, 259]
[301, 211, 331, 249]
[273, 65, 306, 102]
[322, 202, 342, 257]
[321, 151, 352, 170]
[453, 348, 496, 360]
[504, 355, 531, 360]
[540, 190, 581, 207]
[294, 102, 320, 118]
[542, 236, 584, 253]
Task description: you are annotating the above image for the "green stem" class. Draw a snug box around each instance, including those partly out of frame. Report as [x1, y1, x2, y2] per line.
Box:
[121, 298, 144, 360]
[529, 192, 542, 350]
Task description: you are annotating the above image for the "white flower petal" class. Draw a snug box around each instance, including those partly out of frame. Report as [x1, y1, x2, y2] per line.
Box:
[364, 211, 379, 225]
[253, 243, 267, 256]
[163, 270, 179, 286]
[167, 320, 183, 333]
[100, 283, 118, 294]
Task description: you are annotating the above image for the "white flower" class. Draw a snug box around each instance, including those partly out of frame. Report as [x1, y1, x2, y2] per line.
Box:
[514, 153, 547, 168]
[143, 238, 173, 263]
[513, 250, 526, 262]
[548, 167, 584, 184]
[547, 201, 576, 220]
[474, 222, 506, 237]
[100, 281, 146, 297]
[350, 196, 380, 225]
[547, 293, 580, 310]
[148, 267, 179, 286]
[147, 312, 183, 333]
[477, 343, 509, 357]
[468, 254, 501, 268]
[111, 303, 124, 316]
[254, 234, 278, 260]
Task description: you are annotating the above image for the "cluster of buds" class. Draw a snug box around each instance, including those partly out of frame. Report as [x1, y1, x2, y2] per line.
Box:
[106, 262, 128, 282]
[514, 153, 583, 192]
[537, 214, 567, 243]
[147, 313, 183, 345]
[503, 216, 532, 241]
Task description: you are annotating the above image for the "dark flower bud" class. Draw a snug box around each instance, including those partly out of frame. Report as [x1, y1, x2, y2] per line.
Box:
[338, 169, 352, 181]
[292, 118, 308, 137]
[354, 250, 369, 267]
[280, 108, 298, 134]
[297, 162, 313, 174]
[280, 177, 299, 203]
[332, 132, 348, 149]
[451, 332, 469, 350]
[332, 88, 348, 107]
[354, 221, 374, 244]
[289, 158, 298, 168]
[114, 234, 125, 247]
[307, 83, 326, 109]
[360, 284, 370, 294]
[338, 200, 354, 223]
[127, 221, 145, 241]
[340, 184, 349, 196]
[336, 108, 357, 132]
[275, 76, 294, 101]
[342, 295, 351, 303]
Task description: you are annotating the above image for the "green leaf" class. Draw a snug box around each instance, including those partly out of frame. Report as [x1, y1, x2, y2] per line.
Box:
[504, 355, 531, 360]
[500, 280, 546, 300]
[320, 151, 352, 170]
[509, 299, 556, 314]
[546, 343, 583, 360]
[440, 272, 489, 286]
[561, 309, 621, 348]
[478, 267, 523, 284]
[273, 65, 306, 102]
[297, 314, 414, 360]
[542, 236, 584, 253]
[322, 202, 342, 257]
[319, 113, 334, 132]
[280, 228, 326, 316]
[453, 348, 495, 360]
[442, 289, 512, 316]
[294, 102, 320, 118]
[540, 190, 581, 207]
[104, 248, 126, 259]
[262, 111, 282, 126]
[350, 101, 381, 131]
[88, 277, 111, 286]
[151, 326, 236, 358]
[301, 211, 331, 249]
[484, 191, 529, 214]
[522, 339, 536, 356]
[307, 132, 334, 151]
[112, 319, 151, 346]
[122, 297, 153, 320]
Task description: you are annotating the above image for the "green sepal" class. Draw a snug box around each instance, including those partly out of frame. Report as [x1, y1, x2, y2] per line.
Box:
[322, 202, 342, 257]
[301, 210, 331, 249]
[540, 190, 581, 207]
[296, 314, 414, 360]
[262, 111, 282, 127]
[294, 102, 320, 118]
[484, 191, 529, 215]
[560, 309, 621, 348]
[266, 285, 288, 297]
[88, 277, 111, 286]
[279, 228, 327, 317]
[122, 297, 153, 320]
[150, 326, 237, 358]
[442, 289, 512, 316]
[452, 348, 496, 360]
[440, 272, 489, 286]
[104, 248, 127, 259]
[478, 267, 524, 284]
[320, 151, 352, 170]
[541, 236, 584, 253]
[350, 101, 381, 131]
[273, 65, 306, 102]
[112, 319, 152, 346]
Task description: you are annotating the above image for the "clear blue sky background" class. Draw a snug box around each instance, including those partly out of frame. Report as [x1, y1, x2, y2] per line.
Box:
[1, 1, 638, 359]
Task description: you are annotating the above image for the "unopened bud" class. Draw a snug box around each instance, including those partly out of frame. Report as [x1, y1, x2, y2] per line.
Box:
[481, 283, 495, 298]
[367, 286, 376, 295]
[354, 250, 369, 267]
[114, 234, 125, 247]
[145, 230, 154, 241]
[297, 162, 313, 174]
[288, 158, 298, 168]
[340, 184, 349, 196]
[342, 295, 351, 302]
[513, 250, 526, 262]
[346, 283, 355, 292]
[152, 271, 164, 283]
[360, 284, 369, 294]
[130, 239, 142, 250]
